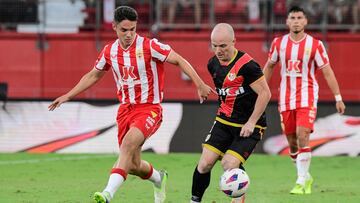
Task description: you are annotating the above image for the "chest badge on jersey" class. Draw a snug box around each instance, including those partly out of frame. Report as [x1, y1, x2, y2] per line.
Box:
[227, 73, 236, 81]
[136, 50, 143, 58]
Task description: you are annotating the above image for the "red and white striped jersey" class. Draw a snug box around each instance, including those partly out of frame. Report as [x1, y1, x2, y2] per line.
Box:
[94, 34, 172, 104]
[268, 34, 329, 112]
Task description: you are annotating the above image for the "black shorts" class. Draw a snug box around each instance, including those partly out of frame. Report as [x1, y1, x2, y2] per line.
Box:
[203, 119, 265, 164]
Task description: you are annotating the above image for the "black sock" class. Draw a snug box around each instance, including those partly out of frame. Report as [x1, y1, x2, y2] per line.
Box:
[191, 166, 211, 202]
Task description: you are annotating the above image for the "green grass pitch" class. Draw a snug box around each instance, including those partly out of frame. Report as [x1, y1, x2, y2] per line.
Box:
[0, 153, 359, 203]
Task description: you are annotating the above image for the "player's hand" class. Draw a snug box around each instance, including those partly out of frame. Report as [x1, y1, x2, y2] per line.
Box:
[48, 95, 70, 111]
[336, 101, 345, 115]
[240, 122, 255, 137]
[197, 83, 217, 104]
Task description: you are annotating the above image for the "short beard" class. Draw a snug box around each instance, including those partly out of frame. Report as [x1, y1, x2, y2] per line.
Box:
[293, 28, 304, 34]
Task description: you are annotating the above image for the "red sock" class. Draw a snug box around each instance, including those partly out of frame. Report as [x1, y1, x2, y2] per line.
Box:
[141, 163, 153, 180]
[111, 168, 128, 180]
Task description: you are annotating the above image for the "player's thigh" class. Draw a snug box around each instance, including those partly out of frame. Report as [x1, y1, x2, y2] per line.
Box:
[296, 126, 311, 147]
[121, 127, 146, 153]
[116, 105, 131, 145]
[280, 110, 297, 135]
[226, 128, 263, 166]
[296, 107, 317, 133]
[197, 147, 221, 173]
[116, 128, 144, 170]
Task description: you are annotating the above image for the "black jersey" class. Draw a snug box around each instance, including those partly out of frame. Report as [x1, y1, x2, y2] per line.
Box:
[208, 50, 266, 127]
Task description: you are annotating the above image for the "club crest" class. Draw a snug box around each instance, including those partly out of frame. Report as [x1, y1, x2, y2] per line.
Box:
[228, 73, 236, 81]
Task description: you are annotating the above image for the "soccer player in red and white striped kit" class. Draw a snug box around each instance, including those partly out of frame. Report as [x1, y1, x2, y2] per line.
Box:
[263, 6, 346, 194]
[48, 6, 214, 203]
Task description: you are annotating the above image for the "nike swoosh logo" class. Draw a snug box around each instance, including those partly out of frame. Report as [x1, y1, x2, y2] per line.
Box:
[22, 125, 115, 153]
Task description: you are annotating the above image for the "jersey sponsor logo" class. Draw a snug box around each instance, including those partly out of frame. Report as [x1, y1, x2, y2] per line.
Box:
[216, 87, 245, 96]
[121, 66, 137, 81]
[309, 109, 315, 123]
[145, 116, 156, 130]
[309, 109, 315, 118]
[286, 60, 302, 77]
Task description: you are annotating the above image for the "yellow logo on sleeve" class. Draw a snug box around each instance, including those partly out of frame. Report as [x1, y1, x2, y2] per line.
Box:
[151, 111, 158, 118]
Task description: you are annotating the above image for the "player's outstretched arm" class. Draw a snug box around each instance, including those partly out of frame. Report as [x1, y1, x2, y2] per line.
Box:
[48, 68, 106, 111]
[166, 50, 216, 103]
[321, 65, 346, 114]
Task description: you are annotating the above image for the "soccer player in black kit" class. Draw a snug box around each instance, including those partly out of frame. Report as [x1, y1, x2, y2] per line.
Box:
[190, 23, 271, 203]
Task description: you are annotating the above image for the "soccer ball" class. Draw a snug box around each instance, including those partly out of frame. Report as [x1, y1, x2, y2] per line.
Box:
[219, 168, 250, 198]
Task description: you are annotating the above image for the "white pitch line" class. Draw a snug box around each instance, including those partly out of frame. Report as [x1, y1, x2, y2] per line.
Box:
[0, 154, 116, 165]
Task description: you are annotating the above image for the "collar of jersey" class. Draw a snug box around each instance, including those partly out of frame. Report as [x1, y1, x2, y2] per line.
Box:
[288, 33, 307, 44]
[226, 50, 238, 66]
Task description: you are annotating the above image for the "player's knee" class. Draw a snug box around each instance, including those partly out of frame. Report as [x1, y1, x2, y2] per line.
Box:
[221, 158, 240, 171]
[297, 130, 310, 141]
[197, 159, 214, 173]
[297, 127, 311, 136]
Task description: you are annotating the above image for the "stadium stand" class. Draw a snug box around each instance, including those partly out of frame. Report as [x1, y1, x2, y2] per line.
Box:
[0, 0, 360, 101]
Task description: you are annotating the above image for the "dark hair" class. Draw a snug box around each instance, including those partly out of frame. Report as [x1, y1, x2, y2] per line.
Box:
[114, 6, 138, 23]
[287, 5, 307, 17]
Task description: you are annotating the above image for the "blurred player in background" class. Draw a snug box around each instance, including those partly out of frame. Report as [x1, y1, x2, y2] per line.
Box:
[190, 23, 271, 203]
[48, 6, 213, 203]
[263, 6, 346, 195]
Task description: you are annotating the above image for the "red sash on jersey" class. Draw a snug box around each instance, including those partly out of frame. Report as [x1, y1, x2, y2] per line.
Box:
[218, 53, 252, 117]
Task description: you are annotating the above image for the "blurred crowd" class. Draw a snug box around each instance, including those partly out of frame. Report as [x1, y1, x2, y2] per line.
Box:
[290, 0, 360, 30]
[0, 0, 359, 33]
